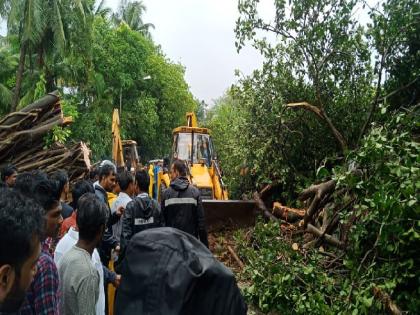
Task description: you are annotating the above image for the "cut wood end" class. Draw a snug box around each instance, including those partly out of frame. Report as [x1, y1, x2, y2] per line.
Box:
[273, 201, 282, 209]
[63, 116, 73, 125]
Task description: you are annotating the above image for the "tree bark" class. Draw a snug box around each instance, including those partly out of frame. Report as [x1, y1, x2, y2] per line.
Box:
[272, 202, 304, 222]
[253, 192, 278, 221]
[11, 41, 28, 112]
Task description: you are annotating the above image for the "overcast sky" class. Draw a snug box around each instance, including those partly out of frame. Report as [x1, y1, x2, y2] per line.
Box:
[1, 1, 376, 105]
[107, 0, 275, 106]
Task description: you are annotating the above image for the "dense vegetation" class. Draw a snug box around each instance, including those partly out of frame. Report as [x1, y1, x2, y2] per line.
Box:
[0, 0, 197, 160]
[205, 0, 419, 313]
[0, 0, 418, 313]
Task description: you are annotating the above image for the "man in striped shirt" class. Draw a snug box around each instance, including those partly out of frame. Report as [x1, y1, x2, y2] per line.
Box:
[17, 178, 63, 315]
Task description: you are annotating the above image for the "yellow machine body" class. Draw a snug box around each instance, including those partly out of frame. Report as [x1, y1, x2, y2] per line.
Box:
[112, 109, 139, 171]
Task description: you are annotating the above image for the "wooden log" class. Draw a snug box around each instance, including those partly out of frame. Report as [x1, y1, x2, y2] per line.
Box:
[272, 202, 305, 222]
[301, 180, 336, 227]
[253, 192, 278, 221]
[299, 180, 336, 202]
[1, 91, 59, 126]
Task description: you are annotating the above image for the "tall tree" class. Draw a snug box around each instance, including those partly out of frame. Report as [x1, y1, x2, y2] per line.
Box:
[112, 0, 154, 37]
[0, 0, 88, 111]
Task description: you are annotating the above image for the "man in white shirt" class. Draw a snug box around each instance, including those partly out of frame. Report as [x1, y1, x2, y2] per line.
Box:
[55, 181, 107, 315]
[55, 227, 105, 315]
[111, 171, 136, 242]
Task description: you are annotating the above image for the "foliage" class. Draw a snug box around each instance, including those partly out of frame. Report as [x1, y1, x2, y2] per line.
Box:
[237, 220, 343, 314]
[67, 17, 196, 161]
[0, 0, 195, 162]
[336, 107, 420, 313]
[0, 37, 17, 114]
[367, 0, 420, 109]
[43, 126, 72, 148]
[112, 0, 154, 37]
[237, 107, 420, 314]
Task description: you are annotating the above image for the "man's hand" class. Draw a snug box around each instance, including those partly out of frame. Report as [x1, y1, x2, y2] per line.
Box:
[116, 205, 125, 217]
[114, 245, 120, 254]
[112, 274, 121, 288]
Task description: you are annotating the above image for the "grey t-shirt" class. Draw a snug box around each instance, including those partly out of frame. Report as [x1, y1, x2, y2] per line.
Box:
[58, 245, 99, 315]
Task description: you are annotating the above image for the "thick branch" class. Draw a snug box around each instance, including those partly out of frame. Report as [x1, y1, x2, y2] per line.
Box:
[253, 192, 278, 221]
[306, 223, 344, 248]
[272, 202, 304, 222]
[287, 102, 348, 152]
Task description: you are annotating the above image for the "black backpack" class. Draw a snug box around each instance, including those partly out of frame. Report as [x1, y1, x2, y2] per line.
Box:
[115, 227, 247, 315]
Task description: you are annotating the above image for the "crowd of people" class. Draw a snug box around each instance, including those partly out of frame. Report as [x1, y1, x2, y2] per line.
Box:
[0, 160, 246, 315]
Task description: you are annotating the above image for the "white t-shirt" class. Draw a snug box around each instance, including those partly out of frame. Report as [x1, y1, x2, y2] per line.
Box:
[55, 228, 105, 315]
[111, 192, 132, 242]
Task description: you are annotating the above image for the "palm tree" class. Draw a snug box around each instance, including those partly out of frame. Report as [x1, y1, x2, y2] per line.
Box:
[0, 0, 88, 111]
[0, 36, 18, 113]
[94, 0, 112, 18]
[112, 0, 154, 37]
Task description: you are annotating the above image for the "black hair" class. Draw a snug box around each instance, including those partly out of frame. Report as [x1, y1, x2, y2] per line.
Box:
[172, 160, 187, 177]
[30, 170, 48, 181]
[1, 165, 17, 182]
[31, 179, 61, 213]
[71, 180, 95, 209]
[0, 188, 43, 274]
[98, 164, 115, 181]
[89, 168, 98, 181]
[50, 170, 69, 195]
[77, 193, 109, 242]
[163, 157, 170, 168]
[117, 171, 134, 191]
[135, 170, 150, 192]
[14, 172, 34, 196]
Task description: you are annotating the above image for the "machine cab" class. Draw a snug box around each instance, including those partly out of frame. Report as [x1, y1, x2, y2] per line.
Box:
[172, 130, 215, 167]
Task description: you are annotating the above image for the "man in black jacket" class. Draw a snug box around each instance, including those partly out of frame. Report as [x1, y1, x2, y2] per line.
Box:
[120, 170, 163, 254]
[94, 164, 122, 264]
[161, 160, 208, 247]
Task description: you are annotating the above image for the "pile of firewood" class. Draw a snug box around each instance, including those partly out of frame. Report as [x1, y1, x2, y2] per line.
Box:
[0, 91, 91, 180]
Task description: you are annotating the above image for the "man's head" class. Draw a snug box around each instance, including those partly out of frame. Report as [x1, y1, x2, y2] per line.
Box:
[171, 160, 187, 181]
[135, 170, 149, 193]
[51, 170, 69, 200]
[71, 180, 95, 209]
[99, 164, 116, 193]
[0, 188, 43, 312]
[76, 193, 109, 245]
[14, 172, 34, 195]
[0, 165, 17, 188]
[31, 179, 63, 239]
[117, 171, 135, 195]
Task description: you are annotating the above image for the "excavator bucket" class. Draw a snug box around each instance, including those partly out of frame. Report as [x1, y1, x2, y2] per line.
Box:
[202, 200, 257, 232]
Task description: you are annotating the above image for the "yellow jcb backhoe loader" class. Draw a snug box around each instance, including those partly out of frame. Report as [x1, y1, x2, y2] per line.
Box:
[156, 112, 256, 231]
[112, 108, 139, 172]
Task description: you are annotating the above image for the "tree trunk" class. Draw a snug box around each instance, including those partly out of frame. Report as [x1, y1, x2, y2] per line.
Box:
[11, 41, 28, 112]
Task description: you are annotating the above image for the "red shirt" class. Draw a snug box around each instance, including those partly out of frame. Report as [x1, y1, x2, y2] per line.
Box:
[59, 211, 76, 238]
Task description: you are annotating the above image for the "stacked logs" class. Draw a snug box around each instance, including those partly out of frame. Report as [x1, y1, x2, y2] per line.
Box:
[0, 91, 91, 181]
